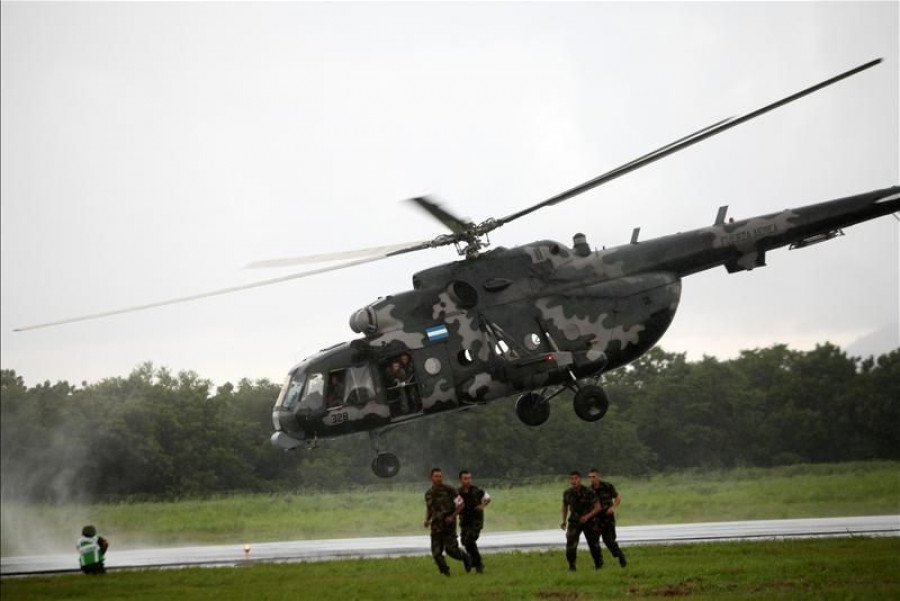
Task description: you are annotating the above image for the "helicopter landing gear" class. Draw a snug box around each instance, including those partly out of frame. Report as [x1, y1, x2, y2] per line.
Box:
[371, 452, 401, 478]
[515, 391, 550, 426]
[369, 429, 401, 478]
[573, 384, 610, 422]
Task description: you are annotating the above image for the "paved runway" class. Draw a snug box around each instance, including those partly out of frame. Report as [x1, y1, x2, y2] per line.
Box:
[2, 515, 897, 576]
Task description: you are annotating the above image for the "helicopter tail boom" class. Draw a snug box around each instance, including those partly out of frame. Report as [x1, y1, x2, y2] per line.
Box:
[605, 186, 899, 278]
[723, 186, 899, 273]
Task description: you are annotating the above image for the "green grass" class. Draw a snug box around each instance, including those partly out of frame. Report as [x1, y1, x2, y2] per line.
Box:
[3, 461, 899, 555]
[3, 537, 899, 600]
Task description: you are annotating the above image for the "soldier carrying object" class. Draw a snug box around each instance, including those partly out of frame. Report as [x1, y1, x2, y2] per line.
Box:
[399, 353, 422, 412]
[388, 360, 407, 386]
[588, 467, 627, 568]
[76, 525, 109, 575]
[399, 353, 415, 382]
[457, 469, 492, 574]
[384, 360, 406, 415]
[326, 372, 344, 408]
[424, 467, 472, 576]
[560, 470, 602, 572]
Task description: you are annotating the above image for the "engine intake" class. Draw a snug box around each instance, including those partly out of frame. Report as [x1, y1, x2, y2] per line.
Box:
[349, 305, 377, 334]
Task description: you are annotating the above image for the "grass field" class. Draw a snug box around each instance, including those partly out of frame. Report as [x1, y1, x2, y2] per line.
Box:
[2, 537, 899, 600]
[3, 461, 899, 555]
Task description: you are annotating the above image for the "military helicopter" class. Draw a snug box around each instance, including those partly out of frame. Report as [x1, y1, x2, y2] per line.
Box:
[17, 58, 898, 478]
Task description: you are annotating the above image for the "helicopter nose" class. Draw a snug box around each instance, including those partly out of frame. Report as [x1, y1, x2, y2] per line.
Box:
[270, 431, 303, 450]
[271, 408, 306, 447]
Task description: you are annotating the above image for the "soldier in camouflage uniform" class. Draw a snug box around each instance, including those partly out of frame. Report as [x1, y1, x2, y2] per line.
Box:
[560, 470, 602, 571]
[457, 470, 492, 574]
[588, 468, 626, 567]
[424, 467, 472, 576]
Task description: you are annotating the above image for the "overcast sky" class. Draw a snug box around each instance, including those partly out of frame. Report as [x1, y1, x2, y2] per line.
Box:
[2, 2, 897, 388]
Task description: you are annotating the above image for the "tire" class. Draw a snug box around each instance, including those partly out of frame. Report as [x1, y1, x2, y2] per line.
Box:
[371, 452, 401, 478]
[573, 385, 610, 422]
[515, 392, 550, 426]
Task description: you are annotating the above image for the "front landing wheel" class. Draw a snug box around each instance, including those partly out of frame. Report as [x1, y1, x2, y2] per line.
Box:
[515, 392, 550, 426]
[573, 385, 610, 422]
[371, 452, 401, 478]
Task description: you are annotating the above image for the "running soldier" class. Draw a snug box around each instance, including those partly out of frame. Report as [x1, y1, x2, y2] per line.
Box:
[588, 468, 627, 567]
[560, 470, 602, 571]
[424, 467, 472, 576]
[457, 469, 492, 573]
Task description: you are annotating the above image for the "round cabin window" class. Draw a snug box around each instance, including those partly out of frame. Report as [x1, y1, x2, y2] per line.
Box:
[424, 357, 442, 375]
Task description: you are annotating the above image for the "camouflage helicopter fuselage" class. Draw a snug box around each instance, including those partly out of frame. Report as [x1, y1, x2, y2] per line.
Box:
[271, 186, 899, 451]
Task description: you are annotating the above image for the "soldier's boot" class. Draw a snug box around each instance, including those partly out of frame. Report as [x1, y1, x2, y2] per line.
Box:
[473, 550, 484, 574]
[566, 549, 577, 572]
[465, 544, 483, 572]
[462, 551, 473, 574]
[434, 556, 450, 576]
[607, 541, 626, 568]
[590, 547, 603, 570]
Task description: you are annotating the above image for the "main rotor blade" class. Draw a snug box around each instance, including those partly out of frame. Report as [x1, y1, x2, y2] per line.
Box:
[495, 58, 883, 228]
[246, 239, 432, 269]
[407, 196, 472, 235]
[14, 255, 395, 332]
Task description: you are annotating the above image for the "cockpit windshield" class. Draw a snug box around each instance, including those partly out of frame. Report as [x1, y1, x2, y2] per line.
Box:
[277, 369, 326, 413]
[278, 370, 306, 410]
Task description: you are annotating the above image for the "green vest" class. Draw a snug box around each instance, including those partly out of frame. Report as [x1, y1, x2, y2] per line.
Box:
[77, 536, 103, 567]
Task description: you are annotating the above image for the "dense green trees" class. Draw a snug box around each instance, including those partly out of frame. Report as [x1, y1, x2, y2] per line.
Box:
[1, 343, 897, 501]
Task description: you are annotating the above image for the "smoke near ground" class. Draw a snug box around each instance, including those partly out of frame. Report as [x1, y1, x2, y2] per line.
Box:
[1, 374, 94, 555]
[2, 344, 898, 554]
[0, 366, 277, 556]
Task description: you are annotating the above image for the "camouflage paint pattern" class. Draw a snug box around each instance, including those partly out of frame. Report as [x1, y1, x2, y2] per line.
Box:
[271, 186, 899, 449]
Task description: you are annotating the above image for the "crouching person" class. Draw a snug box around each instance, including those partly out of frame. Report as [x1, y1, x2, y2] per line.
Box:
[77, 525, 109, 574]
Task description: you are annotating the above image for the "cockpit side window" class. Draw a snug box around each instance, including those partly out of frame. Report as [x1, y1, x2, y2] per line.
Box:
[343, 365, 376, 406]
[299, 373, 325, 412]
[326, 370, 346, 408]
[278, 371, 307, 410]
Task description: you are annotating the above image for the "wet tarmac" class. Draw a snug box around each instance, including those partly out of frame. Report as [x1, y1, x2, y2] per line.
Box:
[2, 515, 897, 576]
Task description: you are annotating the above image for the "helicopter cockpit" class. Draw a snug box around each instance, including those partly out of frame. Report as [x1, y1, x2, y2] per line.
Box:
[271, 341, 400, 450]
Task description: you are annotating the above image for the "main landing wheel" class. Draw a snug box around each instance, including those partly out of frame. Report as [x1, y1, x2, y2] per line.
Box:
[371, 452, 401, 478]
[573, 385, 610, 422]
[515, 391, 550, 426]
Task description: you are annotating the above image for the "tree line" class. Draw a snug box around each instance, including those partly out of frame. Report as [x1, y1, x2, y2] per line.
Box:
[1, 342, 897, 502]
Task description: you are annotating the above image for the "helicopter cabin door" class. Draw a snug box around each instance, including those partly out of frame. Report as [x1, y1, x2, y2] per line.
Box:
[382, 346, 458, 418]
